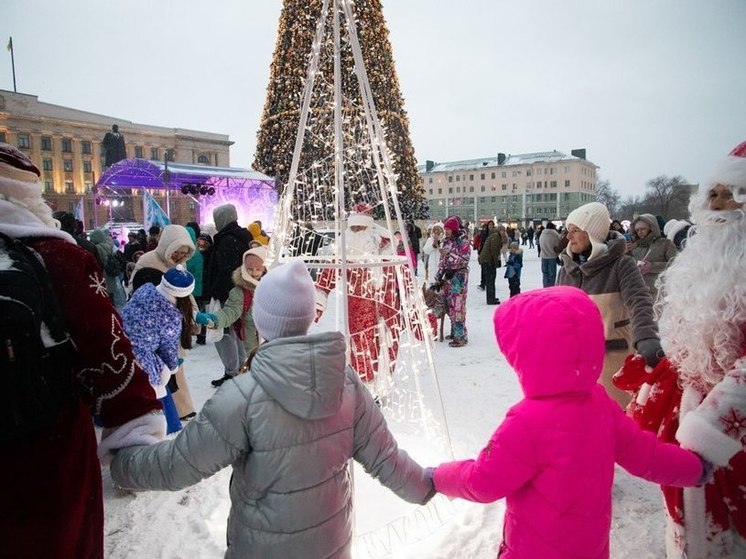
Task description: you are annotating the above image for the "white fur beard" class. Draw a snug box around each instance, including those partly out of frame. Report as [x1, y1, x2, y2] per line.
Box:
[657, 209, 746, 386]
[346, 229, 381, 257]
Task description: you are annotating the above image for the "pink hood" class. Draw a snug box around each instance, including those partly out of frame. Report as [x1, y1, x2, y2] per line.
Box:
[494, 286, 605, 399]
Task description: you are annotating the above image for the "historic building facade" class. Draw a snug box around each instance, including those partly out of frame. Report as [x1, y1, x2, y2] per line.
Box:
[0, 89, 232, 228]
[420, 149, 599, 226]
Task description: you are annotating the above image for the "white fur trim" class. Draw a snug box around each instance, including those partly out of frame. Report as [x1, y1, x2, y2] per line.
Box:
[315, 288, 328, 312]
[709, 155, 746, 189]
[97, 412, 167, 465]
[636, 382, 653, 406]
[676, 411, 742, 466]
[0, 200, 75, 244]
[682, 485, 707, 558]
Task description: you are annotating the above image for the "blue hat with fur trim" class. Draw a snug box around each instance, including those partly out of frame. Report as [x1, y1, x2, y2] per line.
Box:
[160, 265, 195, 298]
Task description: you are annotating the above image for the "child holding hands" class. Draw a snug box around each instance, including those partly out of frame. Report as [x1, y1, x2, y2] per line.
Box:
[111, 261, 434, 558]
[196, 246, 267, 385]
[431, 286, 711, 558]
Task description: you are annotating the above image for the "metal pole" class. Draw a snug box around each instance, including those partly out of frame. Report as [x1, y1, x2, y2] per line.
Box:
[8, 37, 17, 93]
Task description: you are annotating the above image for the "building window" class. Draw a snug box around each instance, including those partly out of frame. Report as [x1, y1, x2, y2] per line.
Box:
[565, 180, 571, 187]
[81, 141, 92, 154]
[469, 186, 474, 193]
[41, 136, 53, 151]
[564, 166, 569, 173]
[550, 180, 557, 188]
[197, 154, 210, 165]
[456, 187, 460, 193]
[550, 167, 556, 175]
[150, 147, 160, 160]
[469, 174, 474, 181]
[84, 181, 93, 193]
[18, 134, 30, 149]
[428, 177, 433, 184]
[480, 185, 485, 192]
[61, 138, 73, 152]
[501, 172, 507, 178]
[536, 169, 542, 176]
[135, 146, 143, 158]
[42, 158, 53, 172]
[491, 172, 495, 179]
[63, 159, 73, 172]
[502, 185, 507, 191]
[448, 176, 453, 183]
[44, 180, 54, 193]
[83, 160, 92, 173]
[526, 169, 532, 176]
[455, 175, 460, 182]
[480, 173, 485, 180]
[0, 131, 6, 143]
[437, 188, 442, 194]
[448, 187, 453, 194]
[64, 180, 75, 193]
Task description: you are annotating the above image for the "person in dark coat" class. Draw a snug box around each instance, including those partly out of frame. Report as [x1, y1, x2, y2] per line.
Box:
[477, 222, 501, 304]
[204, 204, 253, 387]
[406, 220, 422, 275]
[53, 210, 101, 268]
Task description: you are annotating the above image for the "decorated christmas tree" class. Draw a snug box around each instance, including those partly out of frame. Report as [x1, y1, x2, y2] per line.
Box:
[256, 1, 455, 554]
[253, 0, 428, 219]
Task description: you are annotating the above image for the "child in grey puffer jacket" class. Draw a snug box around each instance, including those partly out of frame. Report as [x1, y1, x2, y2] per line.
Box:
[111, 260, 435, 559]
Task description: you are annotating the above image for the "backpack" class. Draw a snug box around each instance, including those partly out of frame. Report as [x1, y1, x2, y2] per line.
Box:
[104, 250, 125, 276]
[0, 233, 77, 441]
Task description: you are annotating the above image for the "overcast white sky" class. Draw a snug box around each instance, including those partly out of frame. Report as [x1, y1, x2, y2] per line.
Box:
[2, 0, 744, 198]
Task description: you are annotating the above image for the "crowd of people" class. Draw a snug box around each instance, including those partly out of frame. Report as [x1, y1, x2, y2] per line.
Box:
[2, 137, 745, 558]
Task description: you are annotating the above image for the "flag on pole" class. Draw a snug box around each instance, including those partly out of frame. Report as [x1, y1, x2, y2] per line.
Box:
[6, 37, 12, 52]
[144, 190, 170, 230]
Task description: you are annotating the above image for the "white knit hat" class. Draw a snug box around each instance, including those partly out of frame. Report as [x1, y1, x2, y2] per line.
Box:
[565, 202, 610, 243]
[252, 260, 316, 341]
[159, 265, 195, 298]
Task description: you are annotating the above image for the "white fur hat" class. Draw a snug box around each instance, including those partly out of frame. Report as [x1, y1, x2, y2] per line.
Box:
[664, 218, 689, 240]
[565, 202, 610, 243]
[709, 141, 746, 203]
[252, 260, 316, 341]
[348, 212, 374, 228]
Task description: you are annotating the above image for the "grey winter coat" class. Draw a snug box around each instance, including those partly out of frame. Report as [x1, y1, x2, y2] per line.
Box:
[558, 238, 658, 351]
[111, 332, 433, 559]
[539, 227, 562, 260]
[629, 214, 677, 297]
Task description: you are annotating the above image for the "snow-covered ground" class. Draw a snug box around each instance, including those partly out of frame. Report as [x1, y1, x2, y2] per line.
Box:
[103, 246, 667, 558]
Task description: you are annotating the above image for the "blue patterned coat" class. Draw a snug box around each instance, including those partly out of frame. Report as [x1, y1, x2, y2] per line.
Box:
[121, 283, 181, 397]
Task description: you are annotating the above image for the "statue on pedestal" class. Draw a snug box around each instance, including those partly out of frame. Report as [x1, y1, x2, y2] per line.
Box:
[102, 124, 127, 167]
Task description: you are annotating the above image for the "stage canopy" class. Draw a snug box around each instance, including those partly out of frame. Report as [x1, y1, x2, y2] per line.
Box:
[96, 158, 278, 228]
[96, 158, 275, 190]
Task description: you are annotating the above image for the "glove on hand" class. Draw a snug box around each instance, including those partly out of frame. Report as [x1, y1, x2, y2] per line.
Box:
[697, 455, 715, 485]
[636, 337, 664, 369]
[195, 312, 218, 326]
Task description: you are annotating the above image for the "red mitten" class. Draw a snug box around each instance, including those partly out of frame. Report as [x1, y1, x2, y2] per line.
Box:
[613, 353, 650, 391]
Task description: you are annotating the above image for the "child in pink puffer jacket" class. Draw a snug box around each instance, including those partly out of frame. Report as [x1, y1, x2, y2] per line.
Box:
[432, 286, 710, 558]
